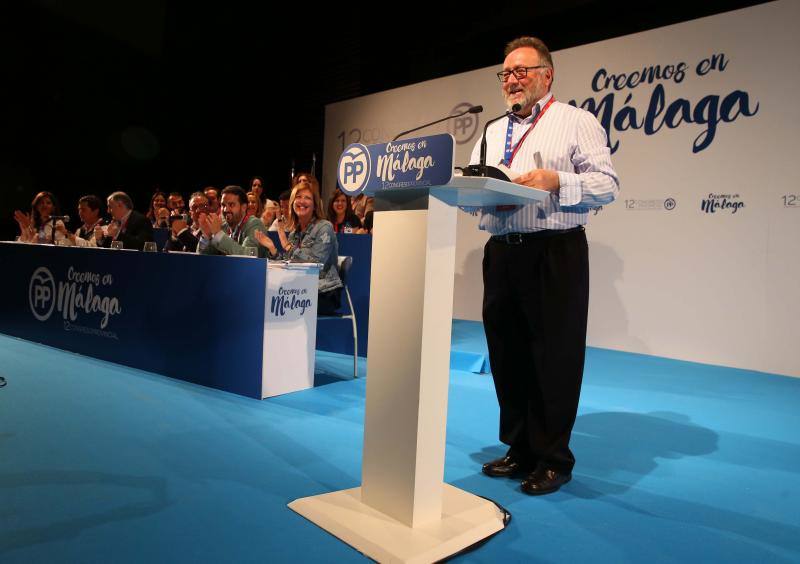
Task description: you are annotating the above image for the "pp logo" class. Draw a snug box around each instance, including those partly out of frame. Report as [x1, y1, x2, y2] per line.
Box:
[664, 198, 677, 211]
[338, 143, 371, 196]
[448, 103, 480, 145]
[29, 267, 56, 321]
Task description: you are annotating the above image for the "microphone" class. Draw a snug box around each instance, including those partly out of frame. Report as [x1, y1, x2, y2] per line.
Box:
[49, 215, 70, 244]
[481, 104, 520, 169]
[392, 105, 483, 142]
[462, 104, 521, 179]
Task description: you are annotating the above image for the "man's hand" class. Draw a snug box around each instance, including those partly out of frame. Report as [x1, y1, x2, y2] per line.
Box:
[55, 222, 75, 243]
[206, 212, 222, 236]
[197, 213, 213, 239]
[514, 169, 560, 192]
[106, 221, 120, 238]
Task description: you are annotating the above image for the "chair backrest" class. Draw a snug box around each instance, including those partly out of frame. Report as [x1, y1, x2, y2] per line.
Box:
[337, 255, 353, 285]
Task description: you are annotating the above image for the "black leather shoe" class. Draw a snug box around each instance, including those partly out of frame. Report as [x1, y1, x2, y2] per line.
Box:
[482, 455, 531, 478]
[520, 468, 572, 495]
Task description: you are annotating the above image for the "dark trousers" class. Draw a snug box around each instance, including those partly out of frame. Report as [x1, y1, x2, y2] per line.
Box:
[482, 228, 589, 473]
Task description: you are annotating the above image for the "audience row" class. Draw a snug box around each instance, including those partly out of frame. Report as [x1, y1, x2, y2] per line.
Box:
[11, 174, 375, 315]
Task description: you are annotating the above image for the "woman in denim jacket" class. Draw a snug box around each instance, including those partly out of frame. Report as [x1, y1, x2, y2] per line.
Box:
[255, 183, 343, 314]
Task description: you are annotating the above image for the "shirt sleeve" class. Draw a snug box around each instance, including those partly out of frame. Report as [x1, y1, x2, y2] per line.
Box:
[210, 231, 246, 256]
[196, 235, 213, 254]
[557, 111, 619, 209]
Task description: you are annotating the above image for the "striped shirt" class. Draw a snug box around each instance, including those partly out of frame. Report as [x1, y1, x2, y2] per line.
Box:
[469, 92, 619, 235]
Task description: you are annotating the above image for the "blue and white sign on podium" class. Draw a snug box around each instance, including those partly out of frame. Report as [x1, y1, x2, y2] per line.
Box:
[337, 133, 455, 196]
[289, 135, 550, 562]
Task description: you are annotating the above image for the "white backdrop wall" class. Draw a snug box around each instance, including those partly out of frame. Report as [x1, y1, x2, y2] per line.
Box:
[323, 1, 800, 378]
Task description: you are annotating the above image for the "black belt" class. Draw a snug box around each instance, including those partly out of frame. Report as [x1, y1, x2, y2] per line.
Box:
[490, 226, 584, 245]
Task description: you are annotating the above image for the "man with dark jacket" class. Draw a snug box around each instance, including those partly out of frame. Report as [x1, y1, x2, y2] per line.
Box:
[96, 191, 154, 251]
[164, 213, 199, 252]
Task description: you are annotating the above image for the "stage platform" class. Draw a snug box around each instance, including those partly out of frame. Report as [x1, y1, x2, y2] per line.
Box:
[1, 320, 799, 563]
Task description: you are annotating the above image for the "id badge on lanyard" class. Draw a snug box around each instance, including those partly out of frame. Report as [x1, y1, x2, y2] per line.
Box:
[501, 96, 555, 167]
[230, 214, 250, 243]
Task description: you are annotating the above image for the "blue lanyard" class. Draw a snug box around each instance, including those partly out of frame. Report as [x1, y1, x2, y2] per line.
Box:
[501, 98, 552, 165]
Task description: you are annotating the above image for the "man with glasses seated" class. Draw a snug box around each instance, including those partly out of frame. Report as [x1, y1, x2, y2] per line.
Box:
[96, 192, 154, 250]
[473, 36, 619, 497]
[187, 191, 209, 239]
[196, 185, 268, 256]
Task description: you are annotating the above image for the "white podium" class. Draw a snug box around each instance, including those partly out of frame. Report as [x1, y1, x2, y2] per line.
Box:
[290, 177, 548, 562]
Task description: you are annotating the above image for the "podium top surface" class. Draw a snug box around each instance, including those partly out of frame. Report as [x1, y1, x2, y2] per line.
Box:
[373, 176, 551, 210]
[431, 176, 550, 207]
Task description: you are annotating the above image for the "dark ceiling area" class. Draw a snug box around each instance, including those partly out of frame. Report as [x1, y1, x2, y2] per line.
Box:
[1, 0, 767, 238]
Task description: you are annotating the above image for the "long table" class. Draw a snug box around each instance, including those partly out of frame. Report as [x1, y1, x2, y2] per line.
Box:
[0, 242, 319, 399]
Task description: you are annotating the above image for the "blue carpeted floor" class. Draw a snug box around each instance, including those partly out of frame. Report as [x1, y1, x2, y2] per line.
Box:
[1, 320, 799, 563]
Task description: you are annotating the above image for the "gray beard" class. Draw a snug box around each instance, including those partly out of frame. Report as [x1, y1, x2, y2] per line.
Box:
[505, 89, 535, 113]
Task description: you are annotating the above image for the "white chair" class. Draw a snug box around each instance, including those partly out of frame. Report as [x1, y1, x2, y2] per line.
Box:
[318, 255, 358, 378]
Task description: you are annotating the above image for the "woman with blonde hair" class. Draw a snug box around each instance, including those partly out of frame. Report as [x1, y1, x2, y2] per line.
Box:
[254, 182, 342, 314]
[246, 191, 263, 220]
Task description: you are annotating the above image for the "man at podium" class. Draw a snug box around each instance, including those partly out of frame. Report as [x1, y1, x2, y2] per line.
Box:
[471, 36, 619, 495]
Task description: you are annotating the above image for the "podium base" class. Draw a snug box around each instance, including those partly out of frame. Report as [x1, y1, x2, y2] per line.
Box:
[288, 484, 505, 563]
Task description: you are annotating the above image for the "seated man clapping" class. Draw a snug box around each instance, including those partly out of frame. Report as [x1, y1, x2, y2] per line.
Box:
[196, 185, 268, 256]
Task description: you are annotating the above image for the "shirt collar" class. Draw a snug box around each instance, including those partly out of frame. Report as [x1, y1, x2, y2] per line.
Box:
[82, 218, 102, 231]
[509, 92, 553, 125]
[229, 213, 249, 231]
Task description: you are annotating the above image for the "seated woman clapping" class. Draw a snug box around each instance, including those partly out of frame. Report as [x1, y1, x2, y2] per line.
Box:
[14, 191, 67, 245]
[254, 184, 343, 315]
